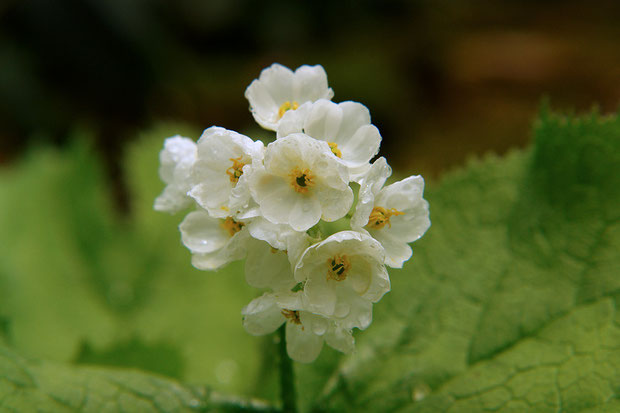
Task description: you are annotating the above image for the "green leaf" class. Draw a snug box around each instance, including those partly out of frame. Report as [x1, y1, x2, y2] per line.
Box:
[310, 109, 620, 412]
[0, 343, 206, 412]
[0, 343, 279, 412]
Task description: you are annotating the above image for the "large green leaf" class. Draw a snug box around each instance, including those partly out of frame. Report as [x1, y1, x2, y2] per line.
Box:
[309, 109, 620, 412]
[0, 343, 206, 412]
[0, 343, 281, 412]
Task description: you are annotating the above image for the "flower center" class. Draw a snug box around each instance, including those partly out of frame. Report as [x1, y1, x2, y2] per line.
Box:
[281, 309, 301, 325]
[221, 217, 245, 237]
[278, 100, 299, 118]
[326, 254, 351, 281]
[289, 167, 315, 194]
[366, 206, 404, 229]
[225, 156, 246, 183]
[327, 142, 342, 158]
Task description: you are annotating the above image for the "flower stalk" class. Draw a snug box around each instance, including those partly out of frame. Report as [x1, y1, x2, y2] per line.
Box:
[278, 325, 297, 413]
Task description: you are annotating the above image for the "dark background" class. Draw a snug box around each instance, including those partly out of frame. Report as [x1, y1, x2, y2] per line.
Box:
[1, 0, 619, 207]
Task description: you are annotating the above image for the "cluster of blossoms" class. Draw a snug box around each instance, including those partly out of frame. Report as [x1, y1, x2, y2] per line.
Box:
[154, 64, 430, 363]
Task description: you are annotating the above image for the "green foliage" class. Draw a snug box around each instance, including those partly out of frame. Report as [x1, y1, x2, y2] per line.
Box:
[0, 344, 207, 412]
[0, 110, 618, 412]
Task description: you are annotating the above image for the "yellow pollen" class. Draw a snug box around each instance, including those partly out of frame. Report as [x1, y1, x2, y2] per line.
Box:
[367, 206, 405, 230]
[221, 217, 245, 237]
[327, 142, 342, 158]
[225, 156, 246, 183]
[281, 309, 302, 325]
[326, 254, 351, 281]
[278, 100, 299, 118]
[289, 167, 315, 194]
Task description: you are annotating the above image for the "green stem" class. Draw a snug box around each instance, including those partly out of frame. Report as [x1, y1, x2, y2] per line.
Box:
[278, 325, 297, 413]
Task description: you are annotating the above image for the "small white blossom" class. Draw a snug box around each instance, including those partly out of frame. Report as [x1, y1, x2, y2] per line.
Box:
[245, 64, 334, 131]
[295, 231, 390, 319]
[242, 292, 358, 363]
[189, 127, 264, 218]
[352, 167, 430, 268]
[179, 209, 250, 270]
[249, 134, 353, 232]
[278, 99, 381, 180]
[154, 136, 197, 213]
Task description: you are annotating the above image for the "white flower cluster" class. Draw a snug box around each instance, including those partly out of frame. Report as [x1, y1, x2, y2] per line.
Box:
[154, 63, 430, 363]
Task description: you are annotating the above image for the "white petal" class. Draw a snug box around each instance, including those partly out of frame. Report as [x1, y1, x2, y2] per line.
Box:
[360, 260, 391, 302]
[343, 294, 373, 330]
[245, 64, 295, 130]
[292, 65, 333, 102]
[339, 124, 381, 166]
[351, 157, 392, 229]
[286, 320, 324, 363]
[154, 185, 193, 213]
[179, 210, 229, 254]
[154, 136, 196, 213]
[245, 239, 296, 291]
[371, 230, 413, 268]
[338, 101, 371, 139]
[242, 294, 286, 336]
[288, 194, 322, 232]
[276, 102, 312, 138]
[191, 229, 250, 270]
[303, 99, 344, 142]
[324, 326, 354, 354]
[299, 311, 328, 336]
[317, 184, 353, 222]
[303, 275, 337, 316]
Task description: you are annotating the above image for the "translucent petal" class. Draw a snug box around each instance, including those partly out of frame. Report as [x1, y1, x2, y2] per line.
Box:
[242, 294, 286, 336]
[179, 210, 228, 254]
[286, 321, 324, 363]
[245, 239, 296, 291]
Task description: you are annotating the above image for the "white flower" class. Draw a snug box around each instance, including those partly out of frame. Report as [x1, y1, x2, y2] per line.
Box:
[278, 99, 381, 180]
[154, 136, 197, 213]
[352, 167, 430, 268]
[179, 209, 250, 270]
[241, 292, 357, 363]
[189, 127, 264, 218]
[295, 231, 389, 319]
[245, 64, 334, 131]
[249, 134, 353, 232]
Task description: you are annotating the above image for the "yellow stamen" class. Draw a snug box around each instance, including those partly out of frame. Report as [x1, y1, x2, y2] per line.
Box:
[326, 254, 351, 281]
[225, 156, 246, 183]
[366, 206, 404, 230]
[221, 217, 245, 237]
[289, 167, 315, 194]
[281, 309, 301, 325]
[278, 100, 299, 118]
[327, 142, 342, 158]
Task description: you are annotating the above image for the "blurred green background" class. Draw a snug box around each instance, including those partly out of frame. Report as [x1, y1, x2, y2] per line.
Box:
[1, 0, 619, 407]
[2, 0, 620, 197]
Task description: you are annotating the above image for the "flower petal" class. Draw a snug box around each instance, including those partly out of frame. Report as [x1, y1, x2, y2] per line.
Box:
[242, 294, 286, 336]
[286, 320, 324, 363]
[179, 210, 228, 254]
